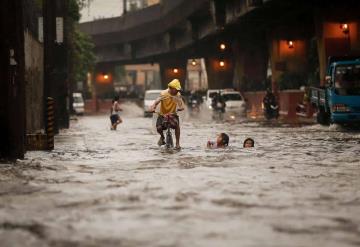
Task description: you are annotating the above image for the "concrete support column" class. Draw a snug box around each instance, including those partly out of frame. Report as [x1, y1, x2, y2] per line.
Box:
[159, 59, 187, 90]
[314, 9, 360, 86]
[205, 57, 234, 89]
[268, 28, 309, 93]
[232, 39, 268, 91]
[44, 0, 69, 131]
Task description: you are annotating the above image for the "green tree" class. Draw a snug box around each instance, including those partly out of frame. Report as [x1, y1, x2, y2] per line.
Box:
[72, 29, 96, 82]
[67, 0, 96, 97]
[114, 65, 126, 83]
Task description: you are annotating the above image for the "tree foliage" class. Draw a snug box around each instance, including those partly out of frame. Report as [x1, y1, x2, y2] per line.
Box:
[72, 28, 96, 82]
[68, 0, 96, 84]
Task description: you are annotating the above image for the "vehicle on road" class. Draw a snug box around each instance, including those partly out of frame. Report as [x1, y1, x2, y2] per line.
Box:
[189, 98, 200, 115]
[211, 92, 226, 120]
[263, 102, 279, 120]
[206, 88, 235, 109]
[262, 89, 279, 120]
[187, 92, 203, 115]
[311, 57, 360, 125]
[72, 93, 85, 115]
[221, 91, 247, 117]
[206, 89, 221, 109]
[143, 90, 162, 117]
[162, 113, 175, 149]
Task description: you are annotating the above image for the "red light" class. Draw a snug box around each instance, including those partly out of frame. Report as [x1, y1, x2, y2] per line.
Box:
[340, 23, 349, 34]
[287, 40, 294, 49]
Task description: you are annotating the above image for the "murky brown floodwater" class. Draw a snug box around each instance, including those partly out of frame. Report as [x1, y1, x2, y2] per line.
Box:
[1, 103, 360, 247]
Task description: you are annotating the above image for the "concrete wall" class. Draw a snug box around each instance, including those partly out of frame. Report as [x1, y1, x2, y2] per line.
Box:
[85, 99, 113, 114]
[125, 63, 161, 90]
[24, 30, 44, 133]
[316, 19, 360, 85]
[269, 37, 309, 89]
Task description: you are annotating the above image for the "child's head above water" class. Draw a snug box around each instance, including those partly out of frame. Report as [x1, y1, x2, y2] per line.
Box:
[217, 133, 229, 147]
[243, 138, 254, 148]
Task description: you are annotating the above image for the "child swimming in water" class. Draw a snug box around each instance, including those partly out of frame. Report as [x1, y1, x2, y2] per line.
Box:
[243, 138, 254, 148]
[207, 133, 229, 148]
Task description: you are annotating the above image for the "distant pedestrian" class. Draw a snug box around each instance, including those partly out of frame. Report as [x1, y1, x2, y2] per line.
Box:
[243, 138, 254, 148]
[110, 96, 123, 130]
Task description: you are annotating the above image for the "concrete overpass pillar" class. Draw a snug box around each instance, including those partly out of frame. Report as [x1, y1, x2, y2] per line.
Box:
[232, 39, 268, 91]
[159, 59, 187, 90]
[205, 56, 234, 89]
[314, 10, 360, 85]
[268, 28, 309, 93]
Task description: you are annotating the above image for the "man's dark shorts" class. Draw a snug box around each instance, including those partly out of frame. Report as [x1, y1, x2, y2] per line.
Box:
[110, 114, 119, 125]
[156, 114, 179, 131]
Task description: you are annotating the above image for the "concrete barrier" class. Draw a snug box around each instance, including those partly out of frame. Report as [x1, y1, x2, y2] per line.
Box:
[243, 90, 313, 120]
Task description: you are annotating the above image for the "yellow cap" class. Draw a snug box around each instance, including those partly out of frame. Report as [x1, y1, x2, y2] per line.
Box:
[168, 79, 181, 91]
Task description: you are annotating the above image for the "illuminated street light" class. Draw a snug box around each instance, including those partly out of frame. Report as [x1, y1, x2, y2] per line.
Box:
[220, 43, 226, 50]
[173, 68, 179, 73]
[287, 40, 294, 49]
[340, 23, 349, 34]
[103, 73, 109, 80]
[191, 59, 197, 66]
[219, 60, 225, 67]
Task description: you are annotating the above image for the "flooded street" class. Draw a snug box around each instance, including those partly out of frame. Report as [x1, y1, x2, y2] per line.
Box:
[1, 103, 360, 247]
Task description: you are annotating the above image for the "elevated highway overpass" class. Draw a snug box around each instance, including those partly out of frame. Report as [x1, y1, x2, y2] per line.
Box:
[80, 0, 360, 90]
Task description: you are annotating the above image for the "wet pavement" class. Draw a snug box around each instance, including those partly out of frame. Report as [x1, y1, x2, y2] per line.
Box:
[1, 103, 360, 247]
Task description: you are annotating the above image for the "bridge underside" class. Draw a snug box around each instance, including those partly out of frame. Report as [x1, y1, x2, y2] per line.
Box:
[81, 0, 360, 89]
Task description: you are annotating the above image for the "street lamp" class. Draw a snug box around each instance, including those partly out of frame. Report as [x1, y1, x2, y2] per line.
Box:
[340, 23, 349, 34]
[287, 40, 294, 49]
[103, 73, 109, 80]
[220, 43, 226, 50]
[173, 68, 179, 74]
[219, 60, 225, 67]
[191, 59, 197, 66]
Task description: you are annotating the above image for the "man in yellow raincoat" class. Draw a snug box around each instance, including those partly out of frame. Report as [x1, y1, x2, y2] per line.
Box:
[150, 79, 184, 149]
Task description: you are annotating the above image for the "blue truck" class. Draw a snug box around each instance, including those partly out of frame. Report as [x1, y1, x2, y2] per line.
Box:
[311, 57, 360, 125]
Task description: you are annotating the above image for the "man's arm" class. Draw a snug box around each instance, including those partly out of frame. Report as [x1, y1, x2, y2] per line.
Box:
[177, 96, 185, 111]
[150, 96, 162, 112]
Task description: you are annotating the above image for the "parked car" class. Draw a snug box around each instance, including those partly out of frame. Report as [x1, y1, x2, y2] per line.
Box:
[221, 90, 247, 117]
[72, 92, 85, 115]
[143, 89, 162, 117]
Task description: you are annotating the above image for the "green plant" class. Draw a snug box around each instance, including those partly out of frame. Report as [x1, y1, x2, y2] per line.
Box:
[67, 0, 96, 85]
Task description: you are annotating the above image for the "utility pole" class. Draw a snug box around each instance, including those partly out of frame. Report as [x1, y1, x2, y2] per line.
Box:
[55, 0, 70, 129]
[0, 0, 26, 159]
[43, 0, 69, 133]
[43, 0, 57, 133]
